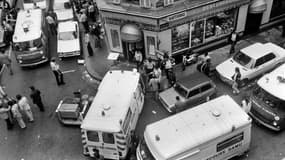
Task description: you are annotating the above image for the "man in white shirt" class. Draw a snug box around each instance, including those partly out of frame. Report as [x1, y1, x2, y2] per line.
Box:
[50, 57, 65, 85]
[16, 94, 34, 122]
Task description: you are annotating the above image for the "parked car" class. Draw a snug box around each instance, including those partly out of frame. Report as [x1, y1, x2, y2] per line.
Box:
[158, 71, 217, 113]
[216, 42, 285, 86]
[249, 63, 285, 131]
[23, 0, 47, 9]
[57, 21, 81, 58]
[53, 0, 74, 22]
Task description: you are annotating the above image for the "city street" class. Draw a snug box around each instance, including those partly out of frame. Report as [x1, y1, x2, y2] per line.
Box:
[0, 19, 285, 160]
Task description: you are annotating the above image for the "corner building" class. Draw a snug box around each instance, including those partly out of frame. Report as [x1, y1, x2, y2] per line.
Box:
[97, 0, 251, 60]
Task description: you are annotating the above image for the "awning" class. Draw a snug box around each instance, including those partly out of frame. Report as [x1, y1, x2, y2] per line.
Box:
[249, 0, 267, 14]
[120, 24, 142, 42]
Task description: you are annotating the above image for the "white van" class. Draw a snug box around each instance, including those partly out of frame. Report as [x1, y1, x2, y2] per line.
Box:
[137, 95, 252, 160]
[81, 69, 145, 159]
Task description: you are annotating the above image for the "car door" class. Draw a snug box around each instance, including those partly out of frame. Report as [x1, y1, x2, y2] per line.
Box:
[251, 56, 266, 79]
[254, 53, 276, 78]
[185, 87, 202, 109]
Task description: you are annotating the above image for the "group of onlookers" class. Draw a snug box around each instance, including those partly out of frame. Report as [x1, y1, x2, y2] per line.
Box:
[0, 86, 44, 130]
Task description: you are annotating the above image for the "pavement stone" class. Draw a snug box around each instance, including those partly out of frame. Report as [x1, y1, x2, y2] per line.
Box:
[83, 25, 285, 82]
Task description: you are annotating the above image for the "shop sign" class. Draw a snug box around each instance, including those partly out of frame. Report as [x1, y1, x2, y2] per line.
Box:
[168, 12, 187, 21]
[105, 17, 158, 31]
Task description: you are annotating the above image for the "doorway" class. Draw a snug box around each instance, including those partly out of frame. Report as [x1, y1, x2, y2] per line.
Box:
[122, 41, 144, 62]
[244, 13, 263, 35]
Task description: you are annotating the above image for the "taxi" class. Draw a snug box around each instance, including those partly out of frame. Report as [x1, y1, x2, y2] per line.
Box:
[53, 0, 74, 21]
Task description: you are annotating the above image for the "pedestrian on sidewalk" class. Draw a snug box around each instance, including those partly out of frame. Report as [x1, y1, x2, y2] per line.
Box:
[9, 100, 26, 129]
[79, 10, 88, 33]
[144, 58, 155, 74]
[231, 67, 241, 95]
[85, 33, 94, 56]
[134, 49, 143, 70]
[182, 54, 187, 71]
[16, 94, 34, 122]
[0, 51, 13, 75]
[229, 31, 238, 55]
[164, 55, 173, 82]
[50, 57, 65, 86]
[29, 86, 44, 112]
[0, 99, 13, 130]
[149, 65, 162, 89]
[87, 2, 96, 22]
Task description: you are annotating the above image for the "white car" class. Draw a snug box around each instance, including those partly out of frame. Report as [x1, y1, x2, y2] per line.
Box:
[57, 21, 81, 58]
[216, 42, 285, 85]
[53, 0, 74, 21]
[23, 0, 46, 9]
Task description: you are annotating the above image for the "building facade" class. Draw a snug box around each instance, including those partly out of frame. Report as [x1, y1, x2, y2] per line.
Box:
[96, 0, 283, 61]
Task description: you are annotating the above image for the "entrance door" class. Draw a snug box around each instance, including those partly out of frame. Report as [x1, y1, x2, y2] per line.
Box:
[244, 13, 263, 35]
[100, 132, 119, 159]
[122, 41, 143, 62]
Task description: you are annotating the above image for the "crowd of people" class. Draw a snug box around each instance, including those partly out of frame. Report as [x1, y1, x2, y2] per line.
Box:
[0, 86, 44, 130]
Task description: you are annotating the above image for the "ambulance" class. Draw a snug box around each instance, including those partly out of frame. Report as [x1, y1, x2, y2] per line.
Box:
[12, 9, 49, 66]
[137, 95, 252, 160]
[81, 69, 145, 159]
[249, 63, 285, 131]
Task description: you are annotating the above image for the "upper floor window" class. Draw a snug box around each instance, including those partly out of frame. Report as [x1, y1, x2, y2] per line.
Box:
[140, 0, 151, 8]
[164, 0, 173, 6]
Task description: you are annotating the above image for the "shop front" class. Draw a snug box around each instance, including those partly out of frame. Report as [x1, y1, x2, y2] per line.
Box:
[101, 0, 250, 62]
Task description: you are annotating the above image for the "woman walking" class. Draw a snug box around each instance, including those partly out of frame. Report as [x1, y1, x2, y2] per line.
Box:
[9, 100, 26, 129]
[0, 99, 13, 130]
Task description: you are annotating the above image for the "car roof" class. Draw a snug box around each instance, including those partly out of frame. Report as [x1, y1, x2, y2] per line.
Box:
[177, 71, 212, 89]
[58, 21, 77, 32]
[240, 42, 279, 60]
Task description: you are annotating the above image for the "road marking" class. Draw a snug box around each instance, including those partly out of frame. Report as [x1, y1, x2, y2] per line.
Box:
[62, 70, 76, 74]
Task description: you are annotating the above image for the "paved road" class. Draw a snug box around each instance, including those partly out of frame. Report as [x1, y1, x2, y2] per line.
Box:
[0, 25, 285, 160]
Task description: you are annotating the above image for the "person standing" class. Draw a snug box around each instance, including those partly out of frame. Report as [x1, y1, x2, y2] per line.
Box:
[29, 86, 44, 112]
[0, 51, 13, 75]
[134, 50, 143, 70]
[182, 54, 187, 71]
[85, 33, 93, 56]
[144, 58, 155, 74]
[241, 96, 252, 114]
[0, 99, 13, 130]
[229, 31, 238, 55]
[164, 56, 173, 81]
[50, 57, 65, 86]
[87, 2, 96, 22]
[231, 67, 241, 95]
[46, 14, 57, 35]
[16, 94, 34, 122]
[9, 100, 26, 129]
[79, 11, 88, 33]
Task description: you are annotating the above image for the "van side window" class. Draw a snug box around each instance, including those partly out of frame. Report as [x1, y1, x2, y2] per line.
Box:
[200, 83, 212, 93]
[87, 131, 100, 142]
[122, 109, 132, 133]
[102, 132, 115, 144]
[188, 88, 200, 98]
[263, 53, 276, 63]
[216, 132, 244, 152]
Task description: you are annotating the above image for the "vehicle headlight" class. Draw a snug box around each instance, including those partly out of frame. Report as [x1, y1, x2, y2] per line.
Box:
[19, 60, 22, 63]
[39, 50, 43, 55]
[273, 121, 277, 126]
[42, 55, 46, 59]
[274, 116, 280, 121]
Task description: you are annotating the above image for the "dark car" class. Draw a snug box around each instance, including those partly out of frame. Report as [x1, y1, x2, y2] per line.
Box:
[158, 71, 217, 113]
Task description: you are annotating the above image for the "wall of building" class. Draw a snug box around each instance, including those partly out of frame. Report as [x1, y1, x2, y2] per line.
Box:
[236, 4, 249, 33]
[158, 29, 171, 54]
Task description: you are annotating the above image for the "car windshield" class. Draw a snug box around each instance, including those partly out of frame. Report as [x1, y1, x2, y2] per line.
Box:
[253, 86, 285, 111]
[139, 138, 155, 160]
[174, 83, 188, 98]
[13, 37, 43, 52]
[54, 1, 71, 10]
[59, 31, 76, 40]
[233, 51, 252, 68]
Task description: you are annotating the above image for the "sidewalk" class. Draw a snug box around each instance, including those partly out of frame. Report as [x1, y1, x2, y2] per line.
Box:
[83, 25, 285, 84]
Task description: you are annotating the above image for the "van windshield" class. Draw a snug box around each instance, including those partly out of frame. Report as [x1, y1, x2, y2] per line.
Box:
[174, 83, 188, 98]
[233, 51, 252, 68]
[13, 37, 43, 52]
[139, 138, 155, 160]
[253, 86, 285, 111]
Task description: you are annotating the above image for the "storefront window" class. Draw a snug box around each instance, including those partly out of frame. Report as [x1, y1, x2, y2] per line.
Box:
[270, 0, 285, 19]
[171, 24, 189, 52]
[190, 9, 235, 46]
[146, 36, 155, 55]
[190, 20, 204, 47]
[110, 29, 120, 50]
